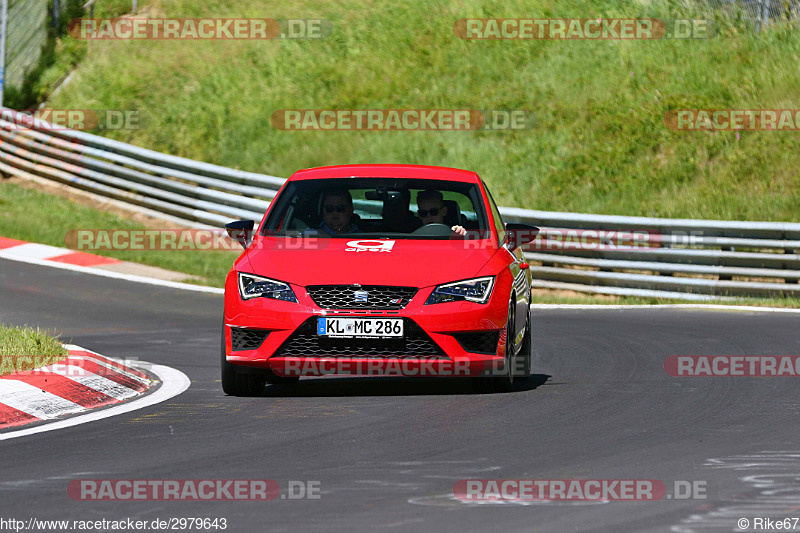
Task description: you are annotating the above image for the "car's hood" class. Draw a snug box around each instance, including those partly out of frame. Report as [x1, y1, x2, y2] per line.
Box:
[242, 236, 499, 287]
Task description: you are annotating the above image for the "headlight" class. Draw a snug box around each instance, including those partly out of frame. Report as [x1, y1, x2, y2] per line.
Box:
[238, 272, 298, 302]
[424, 276, 494, 305]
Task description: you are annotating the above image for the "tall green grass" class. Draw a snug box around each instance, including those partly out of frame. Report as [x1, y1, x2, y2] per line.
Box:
[0, 324, 68, 376]
[41, 0, 800, 221]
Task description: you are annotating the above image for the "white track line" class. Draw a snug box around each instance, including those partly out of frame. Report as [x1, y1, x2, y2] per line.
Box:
[0, 362, 190, 441]
[0, 250, 223, 294]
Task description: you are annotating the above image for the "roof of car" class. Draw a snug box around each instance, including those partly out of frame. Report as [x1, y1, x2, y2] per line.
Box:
[288, 164, 481, 183]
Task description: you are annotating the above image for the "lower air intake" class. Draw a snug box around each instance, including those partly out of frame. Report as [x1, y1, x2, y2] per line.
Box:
[453, 331, 501, 355]
[230, 328, 270, 351]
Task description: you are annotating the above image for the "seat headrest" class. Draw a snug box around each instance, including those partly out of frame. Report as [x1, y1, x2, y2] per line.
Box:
[443, 200, 461, 226]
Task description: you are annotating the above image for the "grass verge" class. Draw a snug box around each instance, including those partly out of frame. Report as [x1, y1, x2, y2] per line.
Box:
[0, 325, 69, 376]
[0, 180, 237, 287]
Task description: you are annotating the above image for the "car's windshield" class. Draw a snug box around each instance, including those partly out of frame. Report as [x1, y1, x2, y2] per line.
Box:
[261, 178, 489, 239]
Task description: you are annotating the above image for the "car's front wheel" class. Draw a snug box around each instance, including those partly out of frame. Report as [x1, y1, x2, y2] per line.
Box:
[517, 306, 532, 380]
[473, 300, 517, 393]
[493, 300, 518, 392]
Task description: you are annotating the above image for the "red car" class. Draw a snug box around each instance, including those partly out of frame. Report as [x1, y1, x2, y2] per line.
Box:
[222, 164, 539, 395]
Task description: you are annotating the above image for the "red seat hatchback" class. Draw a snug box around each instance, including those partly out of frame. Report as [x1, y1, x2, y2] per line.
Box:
[222, 164, 539, 395]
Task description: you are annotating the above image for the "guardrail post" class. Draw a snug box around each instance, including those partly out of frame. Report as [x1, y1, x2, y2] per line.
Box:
[787, 248, 799, 283]
[719, 246, 734, 280]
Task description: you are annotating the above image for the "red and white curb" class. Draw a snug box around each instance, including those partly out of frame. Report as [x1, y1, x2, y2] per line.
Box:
[0, 345, 190, 440]
[0, 236, 122, 268]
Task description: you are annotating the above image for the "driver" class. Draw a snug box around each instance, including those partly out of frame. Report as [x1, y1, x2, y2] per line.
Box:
[416, 190, 466, 236]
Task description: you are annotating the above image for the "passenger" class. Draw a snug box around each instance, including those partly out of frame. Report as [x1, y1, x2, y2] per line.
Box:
[317, 189, 360, 235]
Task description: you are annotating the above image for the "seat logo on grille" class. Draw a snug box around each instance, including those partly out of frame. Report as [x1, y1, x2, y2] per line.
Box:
[354, 290, 369, 302]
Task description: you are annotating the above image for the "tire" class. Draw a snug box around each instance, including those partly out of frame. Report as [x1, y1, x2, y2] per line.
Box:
[490, 300, 517, 393]
[516, 308, 532, 380]
[221, 333, 267, 396]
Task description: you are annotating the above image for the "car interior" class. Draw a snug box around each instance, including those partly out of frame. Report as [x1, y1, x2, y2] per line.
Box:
[268, 179, 484, 237]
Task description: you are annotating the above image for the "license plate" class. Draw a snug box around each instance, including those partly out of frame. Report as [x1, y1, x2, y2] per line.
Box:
[317, 317, 403, 338]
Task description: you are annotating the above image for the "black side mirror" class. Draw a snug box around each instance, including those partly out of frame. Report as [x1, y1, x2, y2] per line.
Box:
[225, 220, 255, 249]
[505, 223, 540, 251]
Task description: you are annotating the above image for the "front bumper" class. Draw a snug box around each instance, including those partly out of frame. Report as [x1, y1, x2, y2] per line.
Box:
[223, 272, 510, 377]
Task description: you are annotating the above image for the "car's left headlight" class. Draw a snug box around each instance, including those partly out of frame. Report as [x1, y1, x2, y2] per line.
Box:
[424, 276, 494, 305]
[238, 272, 298, 302]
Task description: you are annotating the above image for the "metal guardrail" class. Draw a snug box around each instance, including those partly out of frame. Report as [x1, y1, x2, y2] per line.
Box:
[0, 107, 799, 300]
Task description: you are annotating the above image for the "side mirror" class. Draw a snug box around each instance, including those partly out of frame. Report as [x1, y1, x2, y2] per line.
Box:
[225, 220, 255, 249]
[505, 223, 540, 251]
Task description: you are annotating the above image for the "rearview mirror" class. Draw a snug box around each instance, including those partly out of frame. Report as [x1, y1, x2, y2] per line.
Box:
[505, 223, 540, 251]
[225, 220, 255, 249]
[365, 189, 402, 201]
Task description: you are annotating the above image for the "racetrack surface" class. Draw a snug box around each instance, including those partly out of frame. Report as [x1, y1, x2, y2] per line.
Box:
[1, 257, 799, 532]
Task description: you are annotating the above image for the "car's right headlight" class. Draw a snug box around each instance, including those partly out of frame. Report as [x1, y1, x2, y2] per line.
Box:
[424, 276, 494, 305]
[238, 272, 298, 302]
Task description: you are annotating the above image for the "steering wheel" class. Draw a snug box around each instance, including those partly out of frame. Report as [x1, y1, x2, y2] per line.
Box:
[411, 223, 452, 236]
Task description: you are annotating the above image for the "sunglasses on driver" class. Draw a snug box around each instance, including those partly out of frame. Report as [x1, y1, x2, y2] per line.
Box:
[418, 207, 443, 217]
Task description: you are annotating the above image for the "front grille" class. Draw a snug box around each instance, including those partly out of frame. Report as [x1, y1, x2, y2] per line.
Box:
[230, 328, 270, 351]
[453, 331, 501, 355]
[274, 318, 445, 358]
[306, 285, 417, 310]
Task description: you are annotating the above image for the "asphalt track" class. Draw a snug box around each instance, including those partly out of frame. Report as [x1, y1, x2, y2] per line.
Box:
[1, 257, 800, 532]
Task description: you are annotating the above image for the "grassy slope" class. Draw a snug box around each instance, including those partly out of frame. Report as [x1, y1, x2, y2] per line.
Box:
[0, 325, 68, 376]
[43, 0, 800, 221]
